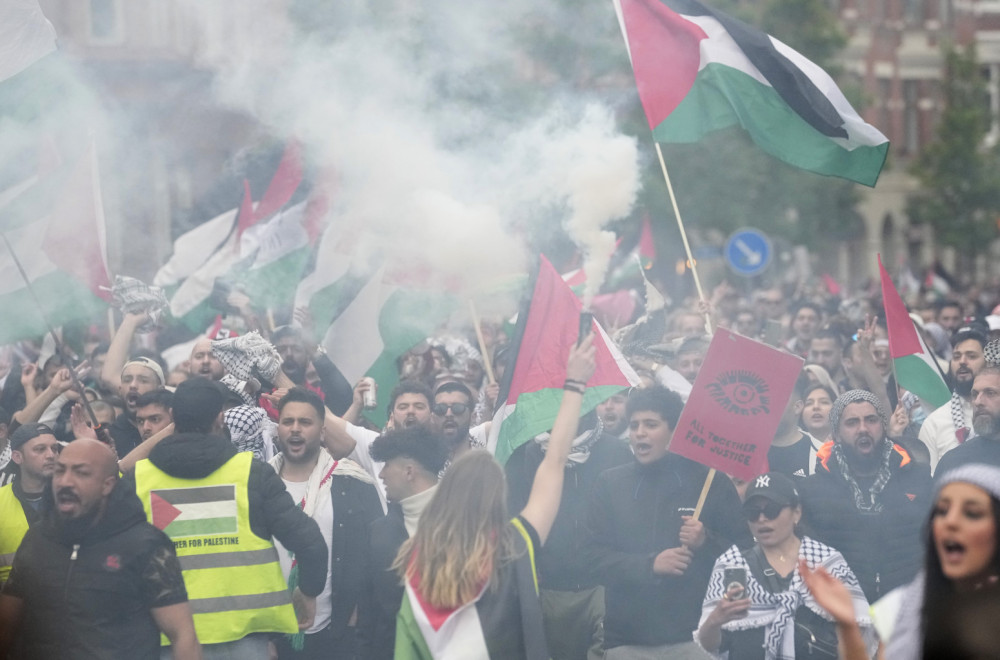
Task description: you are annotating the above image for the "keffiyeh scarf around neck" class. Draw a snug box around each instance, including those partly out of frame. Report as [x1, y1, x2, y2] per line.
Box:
[950, 391, 970, 442]
[831, 438, 894, 512]
[699, 538, 877, 660]
[533, 419, 604, 466]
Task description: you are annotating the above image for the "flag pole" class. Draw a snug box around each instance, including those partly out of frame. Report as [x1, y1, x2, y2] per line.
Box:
[0, 232, 102, 429]
[468, 300, 497, 385]
[653, 143, 711, 335]
[653, 143, 717, 521]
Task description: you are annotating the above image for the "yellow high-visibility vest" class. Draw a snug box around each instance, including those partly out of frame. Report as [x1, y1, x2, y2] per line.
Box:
[0, 483, 28, 584]
[135, 452, 297, 644]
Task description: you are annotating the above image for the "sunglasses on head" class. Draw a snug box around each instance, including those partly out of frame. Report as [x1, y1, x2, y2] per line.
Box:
[743, 501, 787, 522]
[432, 403, 468, 416]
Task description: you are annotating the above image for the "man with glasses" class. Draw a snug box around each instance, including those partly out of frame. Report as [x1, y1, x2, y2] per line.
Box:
[799, 389, 931, 602]
[429, 382, 487, 465]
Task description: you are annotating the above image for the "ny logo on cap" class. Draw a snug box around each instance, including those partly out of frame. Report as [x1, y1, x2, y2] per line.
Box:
[755, 475, 770, 488]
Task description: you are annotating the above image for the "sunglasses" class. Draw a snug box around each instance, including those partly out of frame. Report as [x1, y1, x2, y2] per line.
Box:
[432, 403, 469, 416]
[743, 501, 787, 522]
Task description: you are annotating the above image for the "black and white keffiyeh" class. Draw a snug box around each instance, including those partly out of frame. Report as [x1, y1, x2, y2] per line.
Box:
[109, 276, 168, 332]
[533, 419, 605, 466]
[212, 331, 282, 382]
[224, 405, 270, 461]
[950, 391, 970, 443]
[697, 538, 876, 660]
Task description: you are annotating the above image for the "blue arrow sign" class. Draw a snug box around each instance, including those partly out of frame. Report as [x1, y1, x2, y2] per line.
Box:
[724, 228, 772, 277]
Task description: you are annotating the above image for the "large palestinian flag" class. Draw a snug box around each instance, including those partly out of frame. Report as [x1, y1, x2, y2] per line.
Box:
[878, 255, 951, 408]
[614, 0, 889, 186]
[488, 256, 640, 464]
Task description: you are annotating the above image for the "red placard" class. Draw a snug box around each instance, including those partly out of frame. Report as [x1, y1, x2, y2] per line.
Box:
[669, 328, 804, 480]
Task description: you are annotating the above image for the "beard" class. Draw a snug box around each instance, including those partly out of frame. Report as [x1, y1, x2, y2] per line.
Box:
[955, 378, 974, 397]
[56, 504, 102, 542]
[974, 412, 1000, 437]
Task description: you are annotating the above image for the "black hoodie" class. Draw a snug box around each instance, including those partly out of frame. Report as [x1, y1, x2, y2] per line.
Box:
[3, 480, 187, 660]
[131, 431, 328, 597]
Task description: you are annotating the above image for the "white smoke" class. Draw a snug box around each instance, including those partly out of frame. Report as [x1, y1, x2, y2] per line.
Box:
[171, 0, 641, 302]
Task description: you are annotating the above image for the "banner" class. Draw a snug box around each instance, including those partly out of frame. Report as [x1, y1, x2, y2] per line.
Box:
[669, 328, 802, 480]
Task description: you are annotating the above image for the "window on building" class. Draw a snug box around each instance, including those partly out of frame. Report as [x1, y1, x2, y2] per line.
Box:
[903, 80, 919, 155]
[89, 0, 123, 44]
[878, 78, 892, 139]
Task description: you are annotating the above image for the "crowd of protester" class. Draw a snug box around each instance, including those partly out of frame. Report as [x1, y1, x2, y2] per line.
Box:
[3, 272, 1000, 659]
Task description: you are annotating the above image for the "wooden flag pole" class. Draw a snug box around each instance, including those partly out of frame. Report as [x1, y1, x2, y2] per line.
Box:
[654, 142, 711, 336]
[468, 300, 497, 385]
[653, 142, 718, 522]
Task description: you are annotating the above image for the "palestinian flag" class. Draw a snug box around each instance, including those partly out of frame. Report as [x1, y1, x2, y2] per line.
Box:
[150, 485, 238, 538]
[614, 0, 889, 186]
[878, 255, 951, 408]
[395, 520, 547, 660]
[319, 266, 457, 426]
[0, 141, 110, 344]
[488, 256, 640, 464]
[156, 142, 303, 330]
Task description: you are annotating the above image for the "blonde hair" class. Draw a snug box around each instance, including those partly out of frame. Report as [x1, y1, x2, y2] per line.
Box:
[393, 450, 517, 609]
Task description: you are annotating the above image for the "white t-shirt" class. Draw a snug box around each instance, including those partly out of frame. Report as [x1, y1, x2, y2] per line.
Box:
[274, 478, 334, 635]
[345, 424, 386, 512]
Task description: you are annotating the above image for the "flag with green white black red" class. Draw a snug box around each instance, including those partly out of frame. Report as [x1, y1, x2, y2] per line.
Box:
[878, 255, 951, 408]
[150, 485, 239, 538]
[614, 0, 889, 186]
[488, 256, 640, 464]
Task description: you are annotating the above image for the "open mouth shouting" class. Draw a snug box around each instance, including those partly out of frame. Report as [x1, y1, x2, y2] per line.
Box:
[56, 488, 81, 515]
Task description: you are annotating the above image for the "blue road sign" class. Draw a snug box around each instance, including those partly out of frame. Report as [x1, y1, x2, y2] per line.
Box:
[724, 228, 772, 277]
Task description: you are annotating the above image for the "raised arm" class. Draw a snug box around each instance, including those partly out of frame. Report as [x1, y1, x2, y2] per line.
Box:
[12, 367, 74, 426]
[518, 334, 596, 545]
[100, 312, 147, 392]
[118, 422, 175, 473]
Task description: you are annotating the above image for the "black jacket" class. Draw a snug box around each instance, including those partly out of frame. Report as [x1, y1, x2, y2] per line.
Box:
[934, 434, 1000, 477]
[327, 471, 383, 641]
[109, 413, 142, 459]
[358, 503, 409, 660]
[585, 453, 751, 649]
[128, 432, 329, 597]
[3, 480, 187, 660]
[505, 434, 632, 590]
[800, 441, 932, 601]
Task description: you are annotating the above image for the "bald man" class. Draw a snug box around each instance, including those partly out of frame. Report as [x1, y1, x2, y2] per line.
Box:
[188, 337, 224, 381]
[0, 439, 200, 660]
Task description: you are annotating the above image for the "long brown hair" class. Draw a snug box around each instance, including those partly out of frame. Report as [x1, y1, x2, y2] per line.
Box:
[393, 450, 518, 609]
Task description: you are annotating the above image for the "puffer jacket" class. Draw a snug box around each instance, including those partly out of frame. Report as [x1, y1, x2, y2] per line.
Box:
[800, 441, 932, 601]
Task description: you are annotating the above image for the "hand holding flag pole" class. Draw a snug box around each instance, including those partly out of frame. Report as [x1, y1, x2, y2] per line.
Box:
[0, 232, 103, 432]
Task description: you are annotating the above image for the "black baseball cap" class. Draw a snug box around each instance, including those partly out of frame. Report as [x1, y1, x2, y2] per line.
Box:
[10, 423, 55, 451]
[743, 472, 799, 507]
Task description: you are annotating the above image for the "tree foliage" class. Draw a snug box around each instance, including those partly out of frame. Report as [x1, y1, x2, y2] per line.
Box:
[908, 45, 1000, 259]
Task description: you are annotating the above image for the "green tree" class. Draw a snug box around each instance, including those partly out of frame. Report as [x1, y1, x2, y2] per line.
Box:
[908, 45, 1000, 261]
